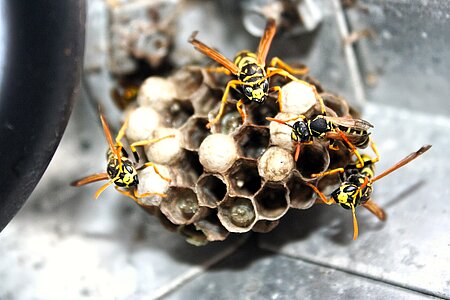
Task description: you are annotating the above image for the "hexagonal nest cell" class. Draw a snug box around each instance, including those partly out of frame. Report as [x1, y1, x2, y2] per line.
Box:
[106, 66, 368, 245]
[218, 196, 257, 233]
[228, 159, 261, 196]
[235, 126, 270, 160]
[196, 174, 228, 208]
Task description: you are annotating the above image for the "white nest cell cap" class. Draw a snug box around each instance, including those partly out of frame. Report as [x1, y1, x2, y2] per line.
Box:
[199, 134, 239, 173]
[137, 76, 178, 108]
[281, 80, 317, 115]
[258, 146, 295, 182]
[269, 112, 298, 152]
[125, 106, 161, 142]
[136, 163, 172, 207]
[145, 127, 183, 165]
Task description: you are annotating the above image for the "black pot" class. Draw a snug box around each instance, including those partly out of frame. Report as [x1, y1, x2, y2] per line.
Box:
[0, 1, 86, 231]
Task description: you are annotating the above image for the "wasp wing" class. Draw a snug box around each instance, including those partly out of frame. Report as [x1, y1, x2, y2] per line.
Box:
[256, 18, 277, 66]
[362, 200, 386, 221]
[324, 116, 373, 131]
[189, 31, 239, 75]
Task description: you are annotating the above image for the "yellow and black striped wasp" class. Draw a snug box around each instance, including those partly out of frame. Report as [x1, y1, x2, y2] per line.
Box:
[267, 113, 375, 167]
[306, 145, 431, 240]
[71, 112, 174, 205]
[189, 18, 322, 128]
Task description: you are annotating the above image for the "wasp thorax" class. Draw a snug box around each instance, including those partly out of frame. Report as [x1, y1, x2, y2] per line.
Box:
[107, 158, 138, 188]
[309, 116, 332, 138]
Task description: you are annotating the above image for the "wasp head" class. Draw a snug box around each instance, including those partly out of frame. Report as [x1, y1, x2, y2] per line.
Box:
[331, 183, 359, 209]
[291, 120, 311, 143]
[107, 157, 139, 188]
[242, 79, 269, 104]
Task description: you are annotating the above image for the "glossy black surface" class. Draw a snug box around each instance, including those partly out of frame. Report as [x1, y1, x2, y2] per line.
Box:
[0, 1, 85, 231]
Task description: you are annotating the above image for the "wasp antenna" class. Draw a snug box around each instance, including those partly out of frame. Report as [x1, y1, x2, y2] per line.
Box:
[351, 205, 359, 240]
[188, 31, 199, 43]
[359, 176, 369, 191]
[266, 117, 294, 128]
[417, 144, 432, 154]
[95, 181, 113, 199]
[71, 173, 109, 187]
[371, 145, 432, 183]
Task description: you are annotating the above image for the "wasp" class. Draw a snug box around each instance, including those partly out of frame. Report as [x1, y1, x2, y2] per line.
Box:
[189, 18, 323, 128]
[267, 114, 375, 167]
[305, 145, 431, 240]
[111, 80, 139, 110]
[71, 112, 174, 205]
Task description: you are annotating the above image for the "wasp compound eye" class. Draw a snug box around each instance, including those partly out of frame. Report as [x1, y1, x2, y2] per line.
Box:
[244, 86, 253, 97]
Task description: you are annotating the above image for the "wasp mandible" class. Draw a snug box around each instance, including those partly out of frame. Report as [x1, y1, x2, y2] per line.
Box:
[189, 18, 322, 128]
[306, 145, 431, 240]
[71, 112, 174, 205]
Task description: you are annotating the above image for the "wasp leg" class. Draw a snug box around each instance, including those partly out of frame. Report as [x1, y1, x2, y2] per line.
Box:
[294, 140, 312, 161]
[207, 79, 244, 128]
[369, 137, 380, 164]
[269, 57, 309, 76]
[142, 162, 172, 182]
[115, 115, 129, 147]
[305, 182, 335, 205]
[294, 143, 301, 162]
[362, 199, 386, 221]
[269, 85, 283, 111]
[114, 187, 167, 207]
[236, 99, 249, 124]
[266, 68, 326, 114]
[114, 114, 137, 161]
[114, 186, 138, 201]
[129, 134, 176, 156]
[205, 66, 232, 76]
[328, 140, 340, 151]
[334, 127, 365, 168]
[133, 189, 167, 200]
[311, 167, 345, 178]
[114, 187, 160, 207]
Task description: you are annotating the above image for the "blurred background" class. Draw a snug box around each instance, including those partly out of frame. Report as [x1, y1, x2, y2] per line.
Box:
[1, 0, 449, 299]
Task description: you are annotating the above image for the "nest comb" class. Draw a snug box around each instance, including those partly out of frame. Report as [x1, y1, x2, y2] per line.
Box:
[121, 67, 356, 245]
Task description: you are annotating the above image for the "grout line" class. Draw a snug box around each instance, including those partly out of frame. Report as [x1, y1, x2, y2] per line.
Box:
[261, 243, 447, 299]
[331, 0, 367, 109]
[153, 235, 250, 300]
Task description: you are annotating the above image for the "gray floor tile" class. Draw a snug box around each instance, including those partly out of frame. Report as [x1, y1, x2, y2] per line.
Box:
[259, 103, 450, 298]
[165, 242, 433, 300]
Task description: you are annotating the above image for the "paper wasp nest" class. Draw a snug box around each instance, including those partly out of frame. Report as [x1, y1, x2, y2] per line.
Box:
[124, 68, 353, 245]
